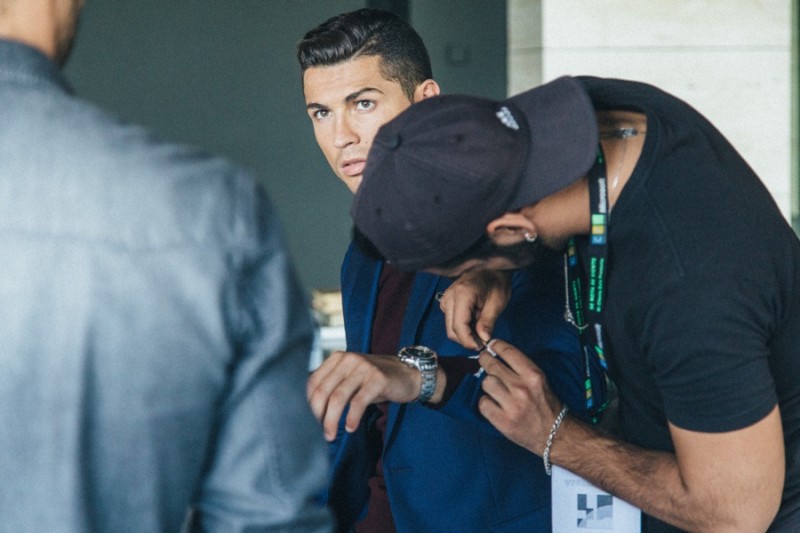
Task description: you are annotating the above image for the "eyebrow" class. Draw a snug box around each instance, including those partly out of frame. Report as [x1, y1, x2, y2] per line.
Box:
[305, 87, 384, 111]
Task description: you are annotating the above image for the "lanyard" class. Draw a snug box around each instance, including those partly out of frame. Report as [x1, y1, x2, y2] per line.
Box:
[565, 146, 611, 423]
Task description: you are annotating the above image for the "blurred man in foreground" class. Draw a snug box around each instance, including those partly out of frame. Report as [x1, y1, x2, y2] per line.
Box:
[0, 1, 330, 530]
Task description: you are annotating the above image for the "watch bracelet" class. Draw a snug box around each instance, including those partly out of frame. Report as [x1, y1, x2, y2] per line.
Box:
[417, 358, 437, 403]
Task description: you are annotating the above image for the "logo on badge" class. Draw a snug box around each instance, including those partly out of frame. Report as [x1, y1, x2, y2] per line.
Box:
[577, 493, 614, 529]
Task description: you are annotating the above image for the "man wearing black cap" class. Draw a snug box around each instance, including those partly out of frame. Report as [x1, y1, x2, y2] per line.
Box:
[352, 76, 800, 531]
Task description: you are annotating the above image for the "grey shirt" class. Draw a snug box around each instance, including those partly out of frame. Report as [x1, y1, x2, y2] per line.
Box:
[0, 39, 330, 532]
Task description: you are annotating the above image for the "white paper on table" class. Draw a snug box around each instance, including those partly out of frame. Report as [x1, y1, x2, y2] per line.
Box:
[552, 465, 641, 532]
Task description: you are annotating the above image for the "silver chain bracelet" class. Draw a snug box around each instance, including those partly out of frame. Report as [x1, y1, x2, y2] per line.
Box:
[543, 405, 569, 476]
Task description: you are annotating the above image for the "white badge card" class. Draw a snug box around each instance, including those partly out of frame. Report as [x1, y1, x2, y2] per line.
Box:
[552, 465, 641, 532]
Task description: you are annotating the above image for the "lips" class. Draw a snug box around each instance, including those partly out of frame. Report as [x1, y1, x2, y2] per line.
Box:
[341, 158, 366, 177]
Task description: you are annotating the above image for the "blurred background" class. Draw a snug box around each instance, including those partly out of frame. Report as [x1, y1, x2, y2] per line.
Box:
[64, 0, 797, 298]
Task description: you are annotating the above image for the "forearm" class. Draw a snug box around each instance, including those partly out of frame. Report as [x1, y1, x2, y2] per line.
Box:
[478, 341, 783, 532]
[553, 417, 768, 532]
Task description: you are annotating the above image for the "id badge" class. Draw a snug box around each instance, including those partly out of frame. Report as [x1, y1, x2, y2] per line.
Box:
[552, 465, 641, 532]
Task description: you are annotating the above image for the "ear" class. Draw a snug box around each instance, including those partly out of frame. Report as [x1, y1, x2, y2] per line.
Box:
[486, 212, 537, 246]
[412, 79, 441, 103]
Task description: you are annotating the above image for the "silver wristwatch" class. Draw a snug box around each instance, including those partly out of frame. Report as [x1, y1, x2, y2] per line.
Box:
[397, 345, 438, 403]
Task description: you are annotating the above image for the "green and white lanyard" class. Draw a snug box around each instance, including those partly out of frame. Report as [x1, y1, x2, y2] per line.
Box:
[565, 146, 612, 423]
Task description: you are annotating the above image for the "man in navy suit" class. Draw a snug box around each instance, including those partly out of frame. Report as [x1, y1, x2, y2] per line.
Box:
[298, 9, 600, 532]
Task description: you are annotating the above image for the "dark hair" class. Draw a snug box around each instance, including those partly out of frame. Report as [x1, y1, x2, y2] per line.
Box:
[352, 227, 558, 273]
[297, 8, 432, 100]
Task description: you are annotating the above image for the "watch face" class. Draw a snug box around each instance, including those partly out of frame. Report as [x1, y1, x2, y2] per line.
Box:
[401, 345, 436, 359]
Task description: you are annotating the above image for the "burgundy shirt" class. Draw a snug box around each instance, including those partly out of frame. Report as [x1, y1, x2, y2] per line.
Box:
[355, 264, 414, 533]
[354, 266, 479, 532]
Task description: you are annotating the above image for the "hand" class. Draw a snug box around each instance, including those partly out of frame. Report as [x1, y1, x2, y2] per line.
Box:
[480, 344, 784, 532]
[439, 269, 512, 350]
[477, 340, 563, 454]
[306, 351, 420, 441]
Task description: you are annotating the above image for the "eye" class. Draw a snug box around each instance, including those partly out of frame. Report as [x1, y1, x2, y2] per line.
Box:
[355, 100, 375, 111]
[311, 108, 329, 120]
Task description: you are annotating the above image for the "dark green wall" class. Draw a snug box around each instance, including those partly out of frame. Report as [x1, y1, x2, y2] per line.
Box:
[413, 0, 507, 100]
[64, 0, 506, 292]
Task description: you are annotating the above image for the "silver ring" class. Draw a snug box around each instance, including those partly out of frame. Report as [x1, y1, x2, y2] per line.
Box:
[485, 339, 499, 357]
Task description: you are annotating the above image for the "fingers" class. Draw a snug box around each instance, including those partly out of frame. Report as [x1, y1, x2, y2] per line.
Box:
[306, 351, 344, 421]
[440, 285, 484, 350]
[478, 349, 510, 379]
[307, 351, 381, 440]
[466, 270, 510, 344]
[477, 391, 503, 422]
[479, 339, 540, 376]
[307, 351, 357, 441]
[305, 351, 420, 441]
[476, 341, 560, 453]
[332, 369, 385, 436]
[439, 270, 512, 350]
[473, 290, 505, 343]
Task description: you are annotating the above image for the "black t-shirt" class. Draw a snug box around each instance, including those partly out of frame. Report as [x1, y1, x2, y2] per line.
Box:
[579, 76, 800, 532]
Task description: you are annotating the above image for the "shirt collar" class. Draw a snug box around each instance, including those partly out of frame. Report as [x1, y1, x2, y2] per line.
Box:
[0, 38, 73, 95]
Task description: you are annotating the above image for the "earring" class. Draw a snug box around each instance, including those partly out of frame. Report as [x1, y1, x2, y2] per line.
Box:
[523, 232, 537, 243]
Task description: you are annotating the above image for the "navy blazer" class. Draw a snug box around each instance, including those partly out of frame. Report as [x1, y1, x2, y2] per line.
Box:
[326, 243, 590, 532]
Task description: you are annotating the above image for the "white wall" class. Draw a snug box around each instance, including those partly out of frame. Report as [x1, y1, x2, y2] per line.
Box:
[509, 0, 794, 220]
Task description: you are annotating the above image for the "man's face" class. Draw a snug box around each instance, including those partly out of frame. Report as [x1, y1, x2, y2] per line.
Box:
[303, 55, 414, 194]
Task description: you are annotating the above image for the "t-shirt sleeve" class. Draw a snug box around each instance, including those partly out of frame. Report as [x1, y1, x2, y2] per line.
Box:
[642, 272, 778, 433]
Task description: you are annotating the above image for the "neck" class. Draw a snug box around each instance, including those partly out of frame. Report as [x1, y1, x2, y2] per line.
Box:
[596, 110, 647, 209]
[521, 110, 648, 248]
[0, 0, 61, 61]
[520, 176, 592, 249]
[521, 111, 647, 249]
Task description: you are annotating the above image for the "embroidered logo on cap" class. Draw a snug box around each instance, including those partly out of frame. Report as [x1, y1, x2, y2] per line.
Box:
[495, 106, 519, 130]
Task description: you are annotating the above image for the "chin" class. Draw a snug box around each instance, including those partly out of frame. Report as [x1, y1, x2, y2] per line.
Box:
[345, 178, 362, 194]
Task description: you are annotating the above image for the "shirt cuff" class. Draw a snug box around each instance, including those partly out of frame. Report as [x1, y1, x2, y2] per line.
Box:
[437, 356, 480, 406]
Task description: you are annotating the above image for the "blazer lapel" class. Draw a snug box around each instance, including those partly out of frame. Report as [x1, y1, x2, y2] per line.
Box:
[341, 244, 383, 353]
[384, 272, 443, 445]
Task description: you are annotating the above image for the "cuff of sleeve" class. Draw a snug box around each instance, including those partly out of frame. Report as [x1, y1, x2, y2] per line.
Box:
[436, 356, 481, 406]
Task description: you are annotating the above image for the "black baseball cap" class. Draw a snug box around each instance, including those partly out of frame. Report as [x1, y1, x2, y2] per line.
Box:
[351, 76, 598, 271]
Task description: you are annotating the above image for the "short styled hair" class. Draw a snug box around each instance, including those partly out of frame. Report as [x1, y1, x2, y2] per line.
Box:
[297, 8, 433, 100]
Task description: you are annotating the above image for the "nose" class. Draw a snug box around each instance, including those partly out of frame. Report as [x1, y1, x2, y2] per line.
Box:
[333, 114, 358, 149]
